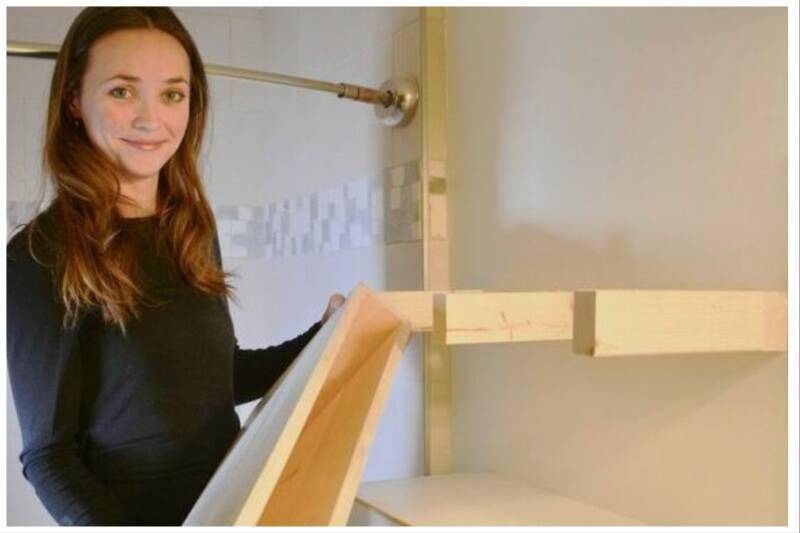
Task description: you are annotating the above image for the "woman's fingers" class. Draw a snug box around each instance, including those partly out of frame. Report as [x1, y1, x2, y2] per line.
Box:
[322, 293, 346, 323]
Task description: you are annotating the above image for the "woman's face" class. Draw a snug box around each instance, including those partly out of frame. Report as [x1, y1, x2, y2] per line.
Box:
[70, 28, 191, 184]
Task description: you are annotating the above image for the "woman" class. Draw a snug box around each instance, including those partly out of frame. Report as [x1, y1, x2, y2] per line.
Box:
[6, 7, 344, 526]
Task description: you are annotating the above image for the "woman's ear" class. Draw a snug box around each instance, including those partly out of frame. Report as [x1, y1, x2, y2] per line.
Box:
[67, 91, 81, 120]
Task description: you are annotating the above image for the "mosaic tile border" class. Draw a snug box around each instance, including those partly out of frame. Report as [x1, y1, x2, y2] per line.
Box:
[6, 161, 421, 259]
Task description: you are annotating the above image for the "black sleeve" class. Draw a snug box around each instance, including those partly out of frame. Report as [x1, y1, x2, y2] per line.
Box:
[6, 235, 130, 526]
[230, 320, 322, 405]
[210, 231, 322, 406]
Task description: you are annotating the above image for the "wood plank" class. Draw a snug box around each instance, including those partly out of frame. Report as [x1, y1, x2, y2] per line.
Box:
[183, 287, 352, 526]
[429, 193, 448, 239]
[354, 472, 644, 526]
[183, 284, 411, 525]
[259, 319, 411, 525]
[375, 290, 786, 355]
[420, 6, 452, 476]
[376, 290, 434, 331]
[572, 290, 788, 356]
[446, 291, 574, 345]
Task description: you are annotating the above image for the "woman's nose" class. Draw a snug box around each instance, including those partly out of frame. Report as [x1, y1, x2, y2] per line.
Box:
[133, 97, 159, 130]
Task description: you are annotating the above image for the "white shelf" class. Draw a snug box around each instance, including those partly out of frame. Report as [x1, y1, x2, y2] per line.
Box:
[351, 472, 644, 526]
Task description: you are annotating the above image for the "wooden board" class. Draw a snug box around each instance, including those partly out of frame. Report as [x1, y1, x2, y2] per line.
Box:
[353, 472, 644, 526]
[446, 291, 574, 345]
[375, 289, 786, 355]
[376, 290, 434, 331]
[183, 283, 411, 526]
[573, 290, 788, 356]
[420, 6, 452, 476]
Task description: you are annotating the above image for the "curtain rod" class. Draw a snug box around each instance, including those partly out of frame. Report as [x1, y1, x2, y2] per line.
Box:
[7, 40, 418, 127]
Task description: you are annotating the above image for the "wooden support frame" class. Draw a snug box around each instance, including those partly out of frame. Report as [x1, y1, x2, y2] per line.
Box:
[375, 289, 787, 355]
[420, 6, 452, 476]
[348, 289, 786, 526]
[184, 284, 411, 526]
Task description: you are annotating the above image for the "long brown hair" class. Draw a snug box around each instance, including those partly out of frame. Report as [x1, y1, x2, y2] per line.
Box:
[22, 6, 238, 336]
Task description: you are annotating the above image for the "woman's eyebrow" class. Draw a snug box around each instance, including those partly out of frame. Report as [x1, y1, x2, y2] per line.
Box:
[103, 74, 189, 85]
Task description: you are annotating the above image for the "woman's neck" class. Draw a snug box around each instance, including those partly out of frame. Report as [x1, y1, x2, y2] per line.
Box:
[117, 174, 159, 218]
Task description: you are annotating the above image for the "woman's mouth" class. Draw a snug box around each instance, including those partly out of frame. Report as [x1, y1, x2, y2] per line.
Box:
[123, 139, 165, 151]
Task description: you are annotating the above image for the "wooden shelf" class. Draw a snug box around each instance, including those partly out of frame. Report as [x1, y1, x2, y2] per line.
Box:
[446, 291, 573, 344]
[377, 290, 788, 355]
[350, 472, 644, 526]
[185, 285, 411, 526]
[573, 290, 787, 356]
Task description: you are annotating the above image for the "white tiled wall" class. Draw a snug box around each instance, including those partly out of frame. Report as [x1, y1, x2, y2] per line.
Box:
[6, 6, 423, 526]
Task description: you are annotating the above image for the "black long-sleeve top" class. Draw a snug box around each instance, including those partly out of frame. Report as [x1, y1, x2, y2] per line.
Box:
[6, 208, 321, 526]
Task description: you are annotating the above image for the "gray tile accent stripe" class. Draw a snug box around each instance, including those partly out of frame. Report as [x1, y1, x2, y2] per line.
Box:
[6, 161, 421, 259]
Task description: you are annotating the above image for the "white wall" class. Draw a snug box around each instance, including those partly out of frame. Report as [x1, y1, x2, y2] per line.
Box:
[447, 7, 787, 526]
[6, 6, 424, 526]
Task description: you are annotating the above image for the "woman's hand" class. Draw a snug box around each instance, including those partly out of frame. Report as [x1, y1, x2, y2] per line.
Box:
[321, 293, 346, 324]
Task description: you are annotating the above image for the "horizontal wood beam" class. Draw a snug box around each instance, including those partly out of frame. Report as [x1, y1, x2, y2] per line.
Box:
[375, 291, 435, 332]
[573, 290, 788, 356]
[375, 290, 572, 342]
[375, 289, 788, 355]
[445, 292, 573, 345]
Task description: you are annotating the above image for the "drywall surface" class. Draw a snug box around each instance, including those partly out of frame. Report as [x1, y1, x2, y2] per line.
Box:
[447, 7, 787, 525]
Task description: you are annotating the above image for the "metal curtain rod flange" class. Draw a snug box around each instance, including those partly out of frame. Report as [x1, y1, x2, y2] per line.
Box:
[7, 39, 419, 128]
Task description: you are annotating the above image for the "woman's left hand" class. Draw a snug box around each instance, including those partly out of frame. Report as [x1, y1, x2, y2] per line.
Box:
[321, 293, 346, 324]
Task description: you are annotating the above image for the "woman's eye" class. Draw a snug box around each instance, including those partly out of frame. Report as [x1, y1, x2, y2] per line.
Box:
[165, 91, 186, 103]
[109, 87, 131, 99]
